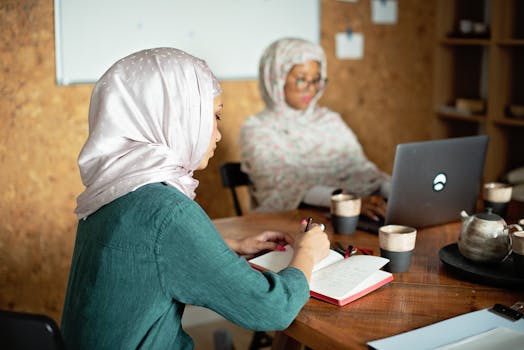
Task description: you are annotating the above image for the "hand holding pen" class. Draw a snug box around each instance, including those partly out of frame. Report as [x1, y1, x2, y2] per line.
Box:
[303, 217, 325, 233]
[304, 217, 313, 232]
[298, 216, 329, 264]
[290, 217, 330, 281]
[276, 217, 325, 252]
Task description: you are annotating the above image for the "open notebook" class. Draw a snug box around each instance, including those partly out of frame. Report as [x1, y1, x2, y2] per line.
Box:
[249, 246, 393, 306]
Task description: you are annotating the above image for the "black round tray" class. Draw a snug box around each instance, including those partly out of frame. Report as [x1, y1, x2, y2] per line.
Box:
[439, 243, 524, 288]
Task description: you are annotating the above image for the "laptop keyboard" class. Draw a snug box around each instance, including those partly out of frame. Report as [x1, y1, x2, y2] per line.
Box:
[357, 215, 385, 234]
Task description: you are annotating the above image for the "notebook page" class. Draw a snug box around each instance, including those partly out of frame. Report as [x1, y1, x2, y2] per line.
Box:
[249, 245, 343, 273]
[310, 255, 389, 299]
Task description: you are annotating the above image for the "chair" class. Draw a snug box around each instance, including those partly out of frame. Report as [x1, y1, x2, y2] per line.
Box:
[0, 309, 66, 350]
[213, 329, 235, 350]
[219, 163, 273, 350]
[219, 162, 250, 216]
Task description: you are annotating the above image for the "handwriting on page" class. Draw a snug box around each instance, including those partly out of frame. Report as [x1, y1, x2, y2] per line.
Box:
[310, 256, 387, 299]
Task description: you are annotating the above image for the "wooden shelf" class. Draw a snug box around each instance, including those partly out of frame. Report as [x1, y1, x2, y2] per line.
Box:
[493, 118, 524, 128]
[495, 39, 524, 46]
[434, 0, 524, 181]
[439, 38, 490, 46]
[437, 111, 486, 123]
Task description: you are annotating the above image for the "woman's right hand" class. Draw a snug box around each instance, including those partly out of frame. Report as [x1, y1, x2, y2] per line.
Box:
[289, 221, 330, 282]
[361, 195, 387, 221]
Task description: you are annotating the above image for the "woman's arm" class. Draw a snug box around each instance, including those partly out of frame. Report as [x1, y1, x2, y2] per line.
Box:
[224, 225, 329, 282]
[156, 201, 328, 330]
[224, 230, 292, 257]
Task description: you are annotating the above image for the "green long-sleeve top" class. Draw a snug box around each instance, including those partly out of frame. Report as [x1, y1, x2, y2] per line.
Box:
[61, 183, 309, 349]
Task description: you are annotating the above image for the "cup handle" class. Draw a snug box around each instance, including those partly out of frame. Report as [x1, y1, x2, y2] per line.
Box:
[508, 224, 523, 239]
[506, 224, 523, 258]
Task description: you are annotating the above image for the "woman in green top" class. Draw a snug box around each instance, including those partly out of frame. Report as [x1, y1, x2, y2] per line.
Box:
[61, 47, 329, 349]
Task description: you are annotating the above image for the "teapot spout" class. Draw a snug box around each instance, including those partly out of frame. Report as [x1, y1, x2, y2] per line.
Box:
[460, 210, 469, 221]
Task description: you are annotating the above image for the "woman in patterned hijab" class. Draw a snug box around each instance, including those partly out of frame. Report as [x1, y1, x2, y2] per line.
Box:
[239, 38, 389, 219]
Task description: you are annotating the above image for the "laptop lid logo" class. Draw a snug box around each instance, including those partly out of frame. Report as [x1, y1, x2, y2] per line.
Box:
[433, 173, 447, 192]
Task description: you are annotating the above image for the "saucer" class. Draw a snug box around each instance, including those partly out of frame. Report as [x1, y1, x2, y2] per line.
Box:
[439, 243, 524, 287]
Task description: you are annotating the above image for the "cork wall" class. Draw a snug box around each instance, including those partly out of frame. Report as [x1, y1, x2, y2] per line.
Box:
[0, 0, 435, 322]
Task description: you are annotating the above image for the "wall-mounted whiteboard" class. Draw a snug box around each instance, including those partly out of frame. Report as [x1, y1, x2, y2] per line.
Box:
[54, 0, 320, 84]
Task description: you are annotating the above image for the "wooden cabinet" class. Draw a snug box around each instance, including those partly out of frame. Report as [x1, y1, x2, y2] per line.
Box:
[434, 0, 524, 181]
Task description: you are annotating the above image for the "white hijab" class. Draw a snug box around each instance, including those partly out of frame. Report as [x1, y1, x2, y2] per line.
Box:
[239, 38, 387, 212]
[75, 48, 221, 219]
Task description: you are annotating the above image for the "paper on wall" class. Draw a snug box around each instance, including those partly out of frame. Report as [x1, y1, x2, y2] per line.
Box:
[371, 0, 397, 24]
[335, 32, 364, 60]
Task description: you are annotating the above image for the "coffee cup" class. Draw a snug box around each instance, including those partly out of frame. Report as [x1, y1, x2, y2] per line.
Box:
[511, 230, 524, 277]
[379, 225, 417, 273]
[330, 193, 361, 234]
[483, 182, 512, 218]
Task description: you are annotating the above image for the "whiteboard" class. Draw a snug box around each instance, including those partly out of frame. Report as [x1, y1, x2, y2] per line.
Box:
[54, 0, 320, 84]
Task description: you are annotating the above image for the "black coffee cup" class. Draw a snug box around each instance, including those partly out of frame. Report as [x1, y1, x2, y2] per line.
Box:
[330, 193, 361, 234]
[331, 215, 359, 235]
[380, 249, 415, 273]
[379, 225, 417, 273]
[483, 182, 512, 218]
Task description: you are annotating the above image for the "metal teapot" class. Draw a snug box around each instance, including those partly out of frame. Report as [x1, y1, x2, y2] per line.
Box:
[457, 209, 522, 264]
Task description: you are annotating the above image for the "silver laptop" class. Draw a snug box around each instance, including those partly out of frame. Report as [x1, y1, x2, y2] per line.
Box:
[358, 135, 489, 232]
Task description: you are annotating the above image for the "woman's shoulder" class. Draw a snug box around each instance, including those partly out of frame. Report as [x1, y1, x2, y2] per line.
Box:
[239, 113, 275, 142]
[122, 183, 207, 231]
[241, 113, 265, 129]
[315, 106, 343, 121]
[117, 183, 196, 217]
[142, 182, 196, 204]
[314, 106, 353, 130]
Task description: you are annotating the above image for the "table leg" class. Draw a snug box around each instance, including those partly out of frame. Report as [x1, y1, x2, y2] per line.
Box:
[271, 331, 302, 350]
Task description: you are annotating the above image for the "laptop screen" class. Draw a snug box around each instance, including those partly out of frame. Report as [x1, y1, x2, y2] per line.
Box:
[384, 135, 488, 228]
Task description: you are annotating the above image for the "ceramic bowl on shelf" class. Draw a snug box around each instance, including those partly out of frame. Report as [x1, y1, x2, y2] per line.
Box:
[507, 104, 524, 119]
[455, 98, 485, 114]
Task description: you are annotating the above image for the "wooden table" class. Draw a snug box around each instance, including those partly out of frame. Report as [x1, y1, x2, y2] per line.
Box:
[213, 204, 524, 350]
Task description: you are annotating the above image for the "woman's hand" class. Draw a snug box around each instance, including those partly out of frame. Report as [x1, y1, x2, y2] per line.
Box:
[225, 230, 294, 257]
[361, 195, 387, 221]
[289, 221, 330, 282]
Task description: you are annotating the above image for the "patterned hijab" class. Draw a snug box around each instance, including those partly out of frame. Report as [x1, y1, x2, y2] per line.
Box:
[258, 38, 327, 126]
[239, 38, 386, 212]
[75, 48, 221, 219]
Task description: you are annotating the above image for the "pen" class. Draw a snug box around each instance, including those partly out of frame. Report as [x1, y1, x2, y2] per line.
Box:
[304, 217, 313, 232]
[332, 245, 346, 256]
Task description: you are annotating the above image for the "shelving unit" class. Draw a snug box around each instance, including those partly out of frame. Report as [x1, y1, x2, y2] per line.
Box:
[434, 0, 524, 181]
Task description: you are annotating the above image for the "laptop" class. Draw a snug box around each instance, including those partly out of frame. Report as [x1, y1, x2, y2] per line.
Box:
[357, 135, 489, 233]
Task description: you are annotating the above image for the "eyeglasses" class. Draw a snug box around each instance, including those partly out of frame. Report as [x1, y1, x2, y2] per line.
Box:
[293, 76, 327, 92]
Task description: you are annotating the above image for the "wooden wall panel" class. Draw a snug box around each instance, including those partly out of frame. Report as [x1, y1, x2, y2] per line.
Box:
[198, 0, 436, 218]
[320, 0, 435, 171]
[0, 0, 435, 322]
[1, 0, 89, 319]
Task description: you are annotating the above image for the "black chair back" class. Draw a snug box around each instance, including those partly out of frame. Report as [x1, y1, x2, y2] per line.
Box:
[219, 162, 249, 216]
[0, 309, 65, 350]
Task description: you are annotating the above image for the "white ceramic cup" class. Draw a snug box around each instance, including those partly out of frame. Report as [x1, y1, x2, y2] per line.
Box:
[379, 225, 417, 273]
